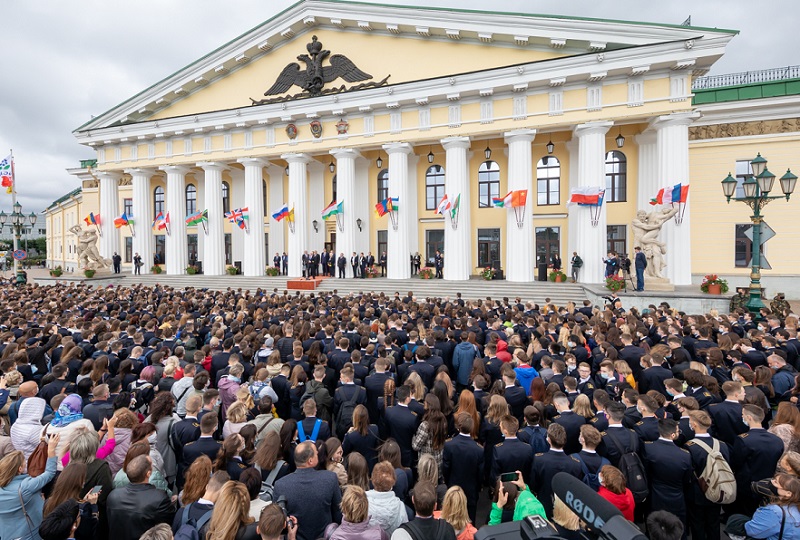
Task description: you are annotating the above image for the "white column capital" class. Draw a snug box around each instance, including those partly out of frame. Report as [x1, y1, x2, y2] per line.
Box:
[124, 168, 157, 177]
[635, 131, 658, 145]
[504, 129, 537, 144]
[650, 111, 701, 130]
[383, 142, 413, 155]
[197, 161, 229, 172]
[237, 157, 269, 168]
[440, 136, 471, 151]
[159, 165, 192, 175]
[96, 171, 123, 182]
[573, 121, 614, 138]
[281, 153, 312, 164]
[330, 148, 362, 160]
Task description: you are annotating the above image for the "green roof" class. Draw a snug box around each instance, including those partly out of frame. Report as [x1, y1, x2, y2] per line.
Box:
[693, 78, 800, 105]
[75, 0, 737, 132]
[46, 187, 82, 211]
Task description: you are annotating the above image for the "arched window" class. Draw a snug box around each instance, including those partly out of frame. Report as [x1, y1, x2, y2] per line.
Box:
[478, 161, 500, 208]
[222, 181, 230, 213]
[153, 186, 165, 216]
[425, 165, 445, 210]
[377, 169, 389, 202]
[536, 156, 560, 206]
[605, 151, 627, 202]
[185, 184, 197, 216]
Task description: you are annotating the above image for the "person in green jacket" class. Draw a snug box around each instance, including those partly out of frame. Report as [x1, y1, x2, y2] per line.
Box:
[489, 470, 547, 525]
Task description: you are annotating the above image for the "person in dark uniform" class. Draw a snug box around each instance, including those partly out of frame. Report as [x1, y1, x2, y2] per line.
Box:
[684, 369, 715, 410]
[312, 251, 320, 278]
[633, 246, 646, 291]
[337, 253, 347, 278]
[552, 394, 587, 455]
[633, 395, 661, 444]
[590, 390, 610, 433]
[413, 252, 421, 275]
[171, 395, 202, 490]
[350, 252, 359, 278]
[708, 381, 747, 446]
[597, 402, 639, 468]
[491, 415, 533, 487]
[434, 250, 443, 279]
[359, 252, 367, 279]
[299, 399, 331, 442]
[638, 354, 673, 396]
[379, 252, 387, 277]
[383, 385, 419, 467]
[182, 414, 222, 474]
[502, 367, 529, 423]
[685, 410, 732, 540]
[530, 423, 582, 518]
[301, 251, 310, 278]
[732, 405, 785, 515]
[270, 365, 292, 420]
[366, 252, 375, 270]
[443, 413, 484, 524]
[320, 250, 329, 278]
[273, 253, 281, 270]
[572, 425, 608, 487]
[281, 252, 288, 275]
[133, 252, 142, 275]
[577, 363, 596, 396]
[642, 419, 693, 536]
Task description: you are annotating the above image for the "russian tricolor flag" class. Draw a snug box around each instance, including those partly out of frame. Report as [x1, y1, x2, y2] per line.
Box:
[272, 204, 289, 222]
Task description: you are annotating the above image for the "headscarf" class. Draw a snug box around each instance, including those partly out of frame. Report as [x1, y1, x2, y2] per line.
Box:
[10, 397, 46, 461]
[51, 394, 84, 427]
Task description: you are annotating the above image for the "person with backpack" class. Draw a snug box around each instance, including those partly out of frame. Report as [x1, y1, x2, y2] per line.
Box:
[530, 423, 583, 518]
[642, 419, 693, 536]
[392, 481, 456, 540]
[333, 364, 367, 441]
[298, 399, 330, 443]
[572, 425, 610, 491]
[518, 406, 550, 456]
[302, 365, 333, 423]
[597, 402, 648, 506]
[685, 410, 735, 540]
[171, 470, 228, 540]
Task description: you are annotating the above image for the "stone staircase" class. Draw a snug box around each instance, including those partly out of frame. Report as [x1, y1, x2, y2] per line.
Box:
[111, 274, 590, 304]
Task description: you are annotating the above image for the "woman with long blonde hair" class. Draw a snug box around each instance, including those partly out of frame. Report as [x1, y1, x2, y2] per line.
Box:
[405, 372, 426, 402]
[572, 394, 594, 421]
[203, 481, 257, 540]
[436, 486, 478, 540]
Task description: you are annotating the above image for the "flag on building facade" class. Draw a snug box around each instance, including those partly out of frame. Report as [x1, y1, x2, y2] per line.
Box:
[113, 213, 130, 228]
[567, 187, 605, 206]
[185, 209, 208, 226]
[322, 200, 343, 219]
[435, 194, 451, 215]
[450, 193, 461, 220]
[493, 190, 527, 208]
[84, 212, 99, 226]
[272, 204, 289, 222]
[650, 183, 690, 205]
[225, 207, 249, 230]
[375, 197, 398, 217]
[152, 212, 166, 231]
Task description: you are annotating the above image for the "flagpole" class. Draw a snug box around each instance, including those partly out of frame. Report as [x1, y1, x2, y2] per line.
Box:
[10, 150, 18, 275]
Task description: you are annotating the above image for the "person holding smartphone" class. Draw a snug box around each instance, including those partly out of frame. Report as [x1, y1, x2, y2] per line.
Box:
[488, 470, 547, 525]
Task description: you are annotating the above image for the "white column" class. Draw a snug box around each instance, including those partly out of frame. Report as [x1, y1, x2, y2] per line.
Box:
[197, 162, 226, 276]
[126, 168, 155, 274]
[354, 157, 371, 256]
[570, 122, 613, 284]
[282, 153, 311, 277]
[238, 158, 267, 277]
[383, 143, 413, 279]
[160, 165, 191, 275]
[441, 137, 471, 281]
[308, 161, 325, 254]
[266, 164, 285, 260]
[97, 171, 121, 262]
[504, 129, 536, 282]
[331, 149, 360, 278]
[407, 154, 420, 257]
[635, 131, 658, 211]
[653, 112, 698, 285]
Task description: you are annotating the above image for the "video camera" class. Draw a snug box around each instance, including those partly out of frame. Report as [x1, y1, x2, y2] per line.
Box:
[475, 473, 647, 540]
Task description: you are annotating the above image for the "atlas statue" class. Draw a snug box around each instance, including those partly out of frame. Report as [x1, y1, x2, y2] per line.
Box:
[69, 225, 111, 270]
[631, 206, 678, 280]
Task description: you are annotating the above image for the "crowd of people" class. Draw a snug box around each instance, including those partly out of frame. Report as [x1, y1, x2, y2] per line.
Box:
[0, 281, 798, 540]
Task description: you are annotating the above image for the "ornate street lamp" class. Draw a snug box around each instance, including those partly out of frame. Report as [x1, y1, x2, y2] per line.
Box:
[720, 154, 797, 313]
[0, 201, 33, 274]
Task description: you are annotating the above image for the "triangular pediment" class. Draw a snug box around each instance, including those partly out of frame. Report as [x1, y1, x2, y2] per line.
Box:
[75, 0, 736, 133]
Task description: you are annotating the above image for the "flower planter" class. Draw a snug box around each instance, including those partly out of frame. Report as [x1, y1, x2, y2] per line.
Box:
[707, 283, 722, 295]
[555, 275, 563, 283]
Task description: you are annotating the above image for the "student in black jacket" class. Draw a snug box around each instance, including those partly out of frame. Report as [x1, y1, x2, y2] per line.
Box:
[443, 413, 484, 524]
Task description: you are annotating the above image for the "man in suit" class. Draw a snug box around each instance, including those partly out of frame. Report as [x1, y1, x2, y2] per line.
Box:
[491, 415, 533, 487]
[301, 251, 310, 278]
[337, 253, 347, 278]
[281, 252, 288, 275]
[379, 252, 387, 277]
[383, 384, 419, 467]
[407, 346, 435, 390]
[182, 414, 222, 473]
[350, 252, 359, 278]
[633, 395, 661, 443]
[366, 251, 375, 269]
[359, 252, 367, 279]
[637, 353, 673, 396]
[364, 358, 393, 423]
[320, 250, 329, 278]
[597, 402, 639, 468]
[732, 405, 785, 515]
[618, 333, 646, 378]
[552, 393, 587, 454]
[634, 246, 646, 291]
[443, 413, 484, 524]
[643, 419, 693, 534]
[502, 367, 529, 423]
[273, 252, 281, 270]
[708, 380, 747, 446]
[434, 250, 444, 279]
[270, 364, 292, 420]
[172, 395, 202, 490]
[332, 364, 367, 439]
[530, 423, 583, 518]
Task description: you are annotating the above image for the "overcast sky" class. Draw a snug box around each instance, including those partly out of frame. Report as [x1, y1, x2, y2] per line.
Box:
[2, 0, 798, 213]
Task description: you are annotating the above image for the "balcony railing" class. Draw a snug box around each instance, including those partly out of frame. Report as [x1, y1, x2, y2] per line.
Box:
[692, 66, 800, 90]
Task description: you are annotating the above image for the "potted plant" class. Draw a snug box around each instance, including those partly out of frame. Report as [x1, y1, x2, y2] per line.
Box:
[266, 266, 281, 276]
[185, 265, 197, 275]
[83, 268, 96, 278]
[366, 266, 380, 278]
[151, 265, 163, 274]
[49, 265, 63, 277]
[605, 274, 625, 292]
[226, 265, 239, 275]
[701, 274, 729, 295]
[549, 270, 567, 282]
[481, 267, 496, 281]
[419, 267, 434, 279]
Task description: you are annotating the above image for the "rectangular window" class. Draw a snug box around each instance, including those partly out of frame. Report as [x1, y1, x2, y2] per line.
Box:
[735, 223, 766, 268]
[125, 237, 133, 263]
[154, 236, 166, 265]
[425, 229, 444, 266]
[477, 228, 501, 268]
[607, 225, 627, 256]
[535, 227, 560, 266]
[123, 198, 133, 216]
[377, 230, 387, 259]
[225, 233, 232, 265]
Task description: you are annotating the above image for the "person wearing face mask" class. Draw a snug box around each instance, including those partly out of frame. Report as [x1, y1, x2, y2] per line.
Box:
[726, 473, 800, 540]
[633, 395, 661, 444]
[638, 354, 672, 396]
[595, 361, 622, 397]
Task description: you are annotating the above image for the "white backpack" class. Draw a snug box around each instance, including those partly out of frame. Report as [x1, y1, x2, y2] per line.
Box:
[693, 438, 737, 505]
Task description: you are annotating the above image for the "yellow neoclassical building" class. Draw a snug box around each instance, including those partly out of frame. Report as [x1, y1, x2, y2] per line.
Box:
[42, 1, 800, 293]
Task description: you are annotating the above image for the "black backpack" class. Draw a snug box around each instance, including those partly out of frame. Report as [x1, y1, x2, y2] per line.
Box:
[335, 386, 362, 440]
[522, 425, 550, 455]
[606, 430, 648, 503]
[574, 452, 610, 491]
[173, 504, 213, 540]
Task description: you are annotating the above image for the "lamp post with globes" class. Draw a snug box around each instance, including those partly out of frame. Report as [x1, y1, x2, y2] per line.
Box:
[0, 201, 37, 275]
[721, 153, 797, 313]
